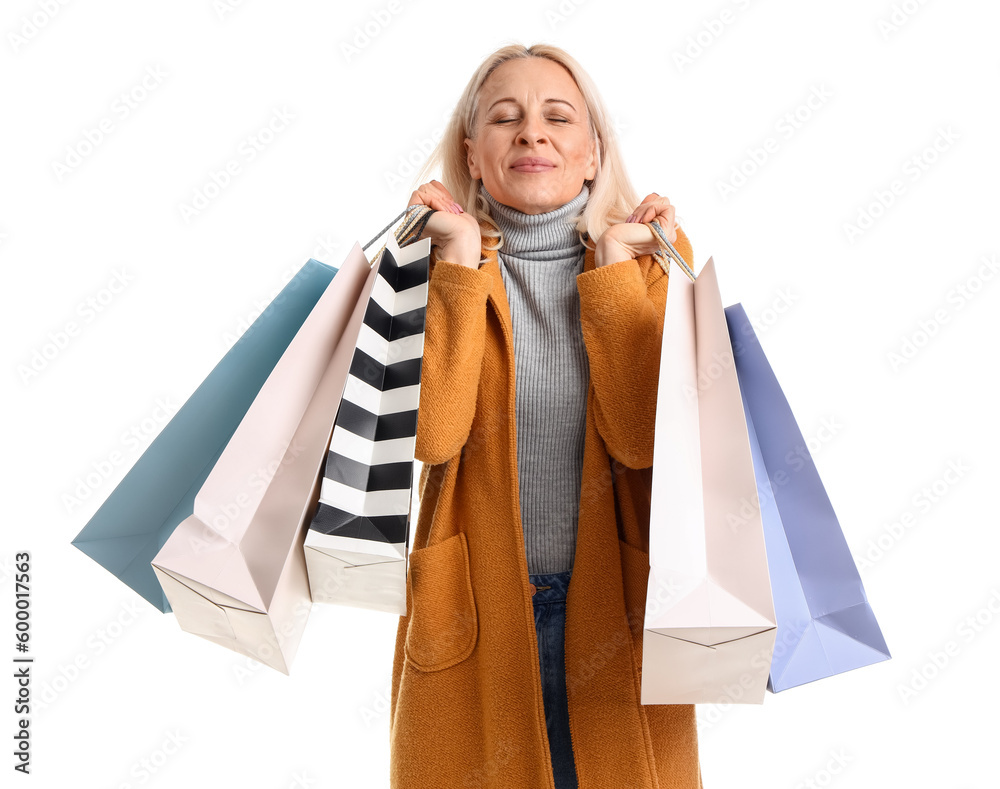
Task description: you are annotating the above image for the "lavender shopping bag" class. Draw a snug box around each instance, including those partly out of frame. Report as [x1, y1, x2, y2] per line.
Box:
[724, 304, 891, 692]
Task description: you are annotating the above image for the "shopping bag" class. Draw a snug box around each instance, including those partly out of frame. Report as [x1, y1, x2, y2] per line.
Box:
[643, 228, 777, 705]
[724, 303, 891, 692]
[72, 259, 336, 612]
[151, 241, 379, 673]
[303, 233, 431, 615]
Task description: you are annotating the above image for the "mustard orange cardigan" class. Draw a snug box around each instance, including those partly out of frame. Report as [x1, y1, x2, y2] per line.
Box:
[389, 227, 703, 788]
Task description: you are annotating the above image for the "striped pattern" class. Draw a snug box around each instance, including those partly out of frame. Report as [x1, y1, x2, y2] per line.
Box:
[308, 238, 429, 552]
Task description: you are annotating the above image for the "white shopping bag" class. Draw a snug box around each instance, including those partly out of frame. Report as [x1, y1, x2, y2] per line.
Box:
[643, 244, 776, 705]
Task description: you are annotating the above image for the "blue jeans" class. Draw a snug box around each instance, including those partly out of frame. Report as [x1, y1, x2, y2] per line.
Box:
[529, 569, 579, 789]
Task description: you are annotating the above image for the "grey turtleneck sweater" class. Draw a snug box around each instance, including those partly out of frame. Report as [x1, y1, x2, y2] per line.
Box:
[481, 184, 591, 576]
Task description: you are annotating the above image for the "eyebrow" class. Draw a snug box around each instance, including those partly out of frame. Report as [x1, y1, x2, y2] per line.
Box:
[486, 98, 578, 113]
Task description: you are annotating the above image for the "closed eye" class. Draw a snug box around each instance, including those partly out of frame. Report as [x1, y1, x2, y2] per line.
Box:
[494, 117, 570, 124]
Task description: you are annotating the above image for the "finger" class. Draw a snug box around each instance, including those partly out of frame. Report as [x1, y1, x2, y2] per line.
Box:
[650, 204, 677, 244]
[629, 193, 658, 222]
[427, 181, 465, 214]
[628, 193, 672, 223]
[411, 182, 463, 214]
[635, 201, 663, 225]
[654, 203, 676, 225]
[420, 182, 452, 208]
[408, 186, 435, 208]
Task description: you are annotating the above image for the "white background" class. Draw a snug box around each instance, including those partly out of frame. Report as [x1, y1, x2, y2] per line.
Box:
[3, 0, 998, 786]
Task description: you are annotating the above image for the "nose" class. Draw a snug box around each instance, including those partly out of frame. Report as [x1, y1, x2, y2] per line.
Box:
[517, 112, 548, 145]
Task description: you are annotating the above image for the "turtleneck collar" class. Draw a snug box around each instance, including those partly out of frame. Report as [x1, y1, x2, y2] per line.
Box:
[480, 183, 589, 262]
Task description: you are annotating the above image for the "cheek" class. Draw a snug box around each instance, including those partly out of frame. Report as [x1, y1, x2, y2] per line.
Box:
[567, 136, 595, 165]
[486, 140, 509, 172]
[472, 148, 497, 177]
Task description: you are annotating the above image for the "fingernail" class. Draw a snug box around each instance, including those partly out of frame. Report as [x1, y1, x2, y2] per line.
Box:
[626, 214, 635, 223]
[452, 202, 463, 213]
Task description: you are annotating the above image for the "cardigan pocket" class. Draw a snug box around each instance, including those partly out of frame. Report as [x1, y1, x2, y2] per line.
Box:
[404, 532, 478, 672]
[618, 538, 650, 675]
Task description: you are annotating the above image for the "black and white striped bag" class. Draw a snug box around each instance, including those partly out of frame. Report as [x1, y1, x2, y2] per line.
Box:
[303, 209, 431, 615]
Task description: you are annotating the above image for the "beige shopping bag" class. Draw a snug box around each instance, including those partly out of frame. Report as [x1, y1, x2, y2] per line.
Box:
[151, 242, 378, 674]
[643, 235, 777, 704]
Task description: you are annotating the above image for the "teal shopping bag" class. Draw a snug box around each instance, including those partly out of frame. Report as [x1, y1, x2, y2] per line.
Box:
[72, 259, 338, 611]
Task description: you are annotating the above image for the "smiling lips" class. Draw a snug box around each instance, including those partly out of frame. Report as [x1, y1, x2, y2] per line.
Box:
[511, 157, 555, 173]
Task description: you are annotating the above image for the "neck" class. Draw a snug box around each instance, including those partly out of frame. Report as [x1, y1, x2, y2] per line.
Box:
[480, 183, 589, 261]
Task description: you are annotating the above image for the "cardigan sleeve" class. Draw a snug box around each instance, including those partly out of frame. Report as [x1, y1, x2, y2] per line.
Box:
[575, 226, 693, 469]
[413, 252, 493, 465]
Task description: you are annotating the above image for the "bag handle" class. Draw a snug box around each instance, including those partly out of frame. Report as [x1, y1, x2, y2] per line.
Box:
[361, 205, 436, 260]
[363, 207, 695, 281]
[647, 219, 696, 282]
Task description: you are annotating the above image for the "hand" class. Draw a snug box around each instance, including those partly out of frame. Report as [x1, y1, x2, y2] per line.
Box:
[594, 192, 677, 268]
[407, 180, 482, 269]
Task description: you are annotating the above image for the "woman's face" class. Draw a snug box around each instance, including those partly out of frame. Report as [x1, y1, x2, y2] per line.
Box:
[465, 58, 597, 215]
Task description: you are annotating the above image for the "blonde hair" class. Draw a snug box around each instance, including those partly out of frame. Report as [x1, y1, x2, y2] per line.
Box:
[412, 43, 640, 253]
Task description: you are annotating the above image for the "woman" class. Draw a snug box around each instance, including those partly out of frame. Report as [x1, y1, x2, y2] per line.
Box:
[389, 43, 702, 789]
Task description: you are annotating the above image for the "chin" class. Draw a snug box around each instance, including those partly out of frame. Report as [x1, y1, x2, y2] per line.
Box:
[508, 193, 560, 214]
[486, 179, 566, 214]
